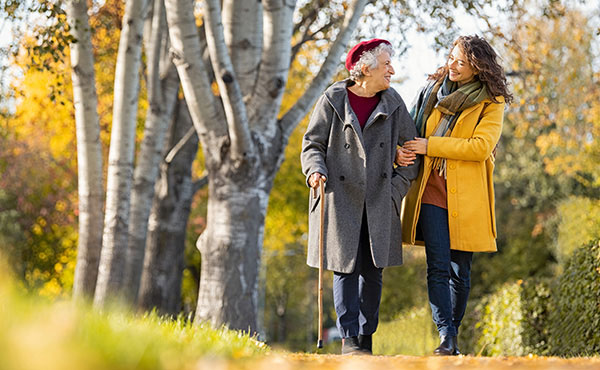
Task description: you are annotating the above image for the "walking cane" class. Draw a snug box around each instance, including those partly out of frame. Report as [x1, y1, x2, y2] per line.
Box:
[316, 177, 325, 349]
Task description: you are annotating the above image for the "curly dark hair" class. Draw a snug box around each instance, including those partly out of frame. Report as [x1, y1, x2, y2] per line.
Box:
[429, 35, 513, 104]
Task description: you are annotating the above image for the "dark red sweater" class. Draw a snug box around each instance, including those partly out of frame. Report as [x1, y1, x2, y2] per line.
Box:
[347, 88, 380, 129]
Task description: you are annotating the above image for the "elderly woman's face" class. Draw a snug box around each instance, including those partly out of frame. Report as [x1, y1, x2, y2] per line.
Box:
[365, 51, 394, 92]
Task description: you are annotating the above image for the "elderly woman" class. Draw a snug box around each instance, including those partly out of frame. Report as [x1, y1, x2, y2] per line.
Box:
[397, 35, 513, 355]
[301, 39, 419, 355]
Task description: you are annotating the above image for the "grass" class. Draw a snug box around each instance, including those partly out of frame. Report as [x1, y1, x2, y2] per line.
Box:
[373, 305, 438, 356]
[0, 272, 268, 370]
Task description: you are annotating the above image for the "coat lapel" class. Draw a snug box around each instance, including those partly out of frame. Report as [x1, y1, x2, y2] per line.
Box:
[455, 101, 485, 127]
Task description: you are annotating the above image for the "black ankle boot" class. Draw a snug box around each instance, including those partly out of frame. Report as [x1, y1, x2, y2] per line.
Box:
[433, 335, 457, 356]
[358, 334, 372, 354]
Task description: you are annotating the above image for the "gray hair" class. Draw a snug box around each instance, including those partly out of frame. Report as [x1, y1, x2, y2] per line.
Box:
[349, 43, 394, 82]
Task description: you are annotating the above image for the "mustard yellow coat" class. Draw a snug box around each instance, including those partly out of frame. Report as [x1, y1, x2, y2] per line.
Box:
[401, 96, 505, 252]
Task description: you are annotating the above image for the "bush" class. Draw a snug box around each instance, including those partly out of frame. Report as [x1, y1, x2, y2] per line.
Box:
[556, 197, 600, 265]
[549, 239, 600, 356]
[459, 296, 488, 355]
[465, 239, 599, 357]
[461, 278, 551, 356]
[477, 282, 525, 356]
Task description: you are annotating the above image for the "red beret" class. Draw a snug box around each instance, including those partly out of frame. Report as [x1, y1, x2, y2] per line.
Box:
[345, 38, 392, 71]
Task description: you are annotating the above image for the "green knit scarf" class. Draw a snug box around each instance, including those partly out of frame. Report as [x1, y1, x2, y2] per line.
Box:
[410, 75, 490, 177]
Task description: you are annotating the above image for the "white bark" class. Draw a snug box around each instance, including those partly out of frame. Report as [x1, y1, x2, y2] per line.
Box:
[280, 0, 368, 137]
[66, 0, 105, 298]
[94, 0, 151, 306]
[204, 0, 253, 161]
[195, 181, 270, 331]
[164, 0, 227, 156]
[123, 0, 180, 302]
[222, 0, 262, 99]
[248, 0, 296, 135]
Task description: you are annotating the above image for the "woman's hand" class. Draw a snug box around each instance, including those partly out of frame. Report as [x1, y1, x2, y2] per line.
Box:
[403, 137, 428, 155]
[395, 147, 417, 167]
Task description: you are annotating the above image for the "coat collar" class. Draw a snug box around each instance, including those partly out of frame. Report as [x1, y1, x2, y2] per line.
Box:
[323, 79, 403, 131]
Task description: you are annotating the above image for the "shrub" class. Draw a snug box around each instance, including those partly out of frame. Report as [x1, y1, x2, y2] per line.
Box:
[462, 278, 551, 356]
[467, 239, 599, 357]
[459, 296, 488, 355]
[477, 282, 525, 356]
[556, 197, 600, 265]
[549, 239, 600, 356]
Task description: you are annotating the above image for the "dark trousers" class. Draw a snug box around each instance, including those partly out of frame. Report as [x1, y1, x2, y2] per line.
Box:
[333, 210, 383, 338]
[420, 204, 473, 338]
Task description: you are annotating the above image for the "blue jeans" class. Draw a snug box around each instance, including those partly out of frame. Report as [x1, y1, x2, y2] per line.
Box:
[420, 204, 473, 338]
[333, 210, 383, 338]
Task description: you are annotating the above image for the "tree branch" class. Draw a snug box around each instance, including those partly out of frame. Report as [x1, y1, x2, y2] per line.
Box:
[192, 175, 209, 195]
[280, 0, 368, 139]
[204, 0, 253, 161]
[247, 0, 296, 129]
[290, 20, 338, 64]
[164, 126, 196, 164]
[289, 0, 338, 64]
[222, 0, 262, 99]
[164, 0, 227, 150]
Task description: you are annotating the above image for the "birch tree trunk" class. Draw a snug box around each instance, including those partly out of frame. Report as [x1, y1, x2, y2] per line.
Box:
[94, 0, 151, 306]
[122, 0, 180, 303]
[165, 0, 367, 332]
[66, 0, 105, 298]
[137, 98, 201, 314]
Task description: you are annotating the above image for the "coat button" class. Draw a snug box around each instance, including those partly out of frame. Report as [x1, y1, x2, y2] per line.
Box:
[339, 175, 345, 181]
[450, 187, 457, 194]
[381, 172, 387, 178]
[379, 142, 384, 148]
[449, 163, 456, 170]
[344, 143, 350, 149]
[451, 211, 458, 217]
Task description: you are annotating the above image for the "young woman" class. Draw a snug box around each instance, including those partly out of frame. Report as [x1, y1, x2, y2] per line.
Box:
[397, 35, 513, 356]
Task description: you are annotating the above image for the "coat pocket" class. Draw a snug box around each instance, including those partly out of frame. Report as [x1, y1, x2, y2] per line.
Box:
[309, 191, 321, 213]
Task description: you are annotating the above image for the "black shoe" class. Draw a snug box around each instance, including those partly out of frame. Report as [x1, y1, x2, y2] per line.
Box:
[342, 336, 369, 355]
[433, 335, 457, 356]
[358, 334, 373, 355]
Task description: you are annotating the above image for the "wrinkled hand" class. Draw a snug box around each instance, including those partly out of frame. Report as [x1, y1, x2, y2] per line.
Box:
[395, 147, 417, 167]
[403, 137, 428, 155]
[309, 172, 327, 189]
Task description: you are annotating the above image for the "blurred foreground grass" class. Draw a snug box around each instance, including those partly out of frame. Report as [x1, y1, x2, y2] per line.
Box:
[0, 270, 267, 370]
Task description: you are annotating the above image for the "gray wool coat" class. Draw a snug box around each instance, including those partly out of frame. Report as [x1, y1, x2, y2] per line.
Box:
[301, 79, 420, 273]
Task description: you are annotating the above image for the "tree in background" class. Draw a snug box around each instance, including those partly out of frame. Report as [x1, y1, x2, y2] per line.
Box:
[471, 3, 600, 295]
[65, 0, 105, 299]
[0, 46, 78, 296]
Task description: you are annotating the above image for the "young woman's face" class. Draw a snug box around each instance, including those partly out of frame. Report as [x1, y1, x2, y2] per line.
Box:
[447, 46, 477, 85]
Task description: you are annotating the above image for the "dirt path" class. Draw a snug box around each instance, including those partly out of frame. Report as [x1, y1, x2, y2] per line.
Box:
[201, 353, 600, 369]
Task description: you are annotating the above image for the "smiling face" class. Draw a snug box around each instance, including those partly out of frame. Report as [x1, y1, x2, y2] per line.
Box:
[364, 51, 395, 92]
[447, 46, 477, 85]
